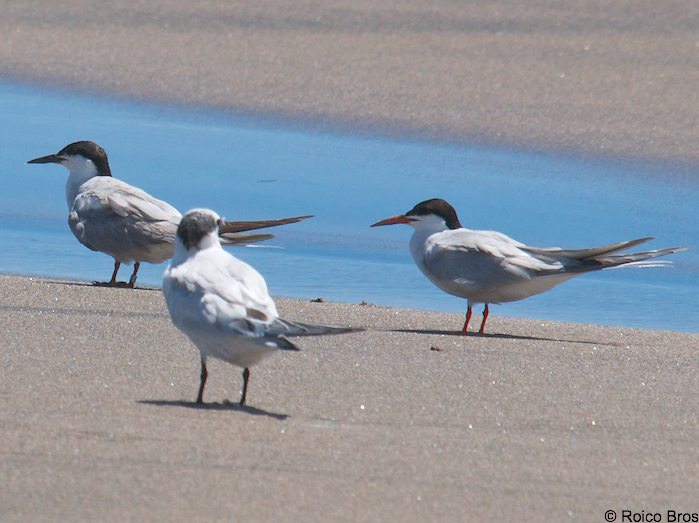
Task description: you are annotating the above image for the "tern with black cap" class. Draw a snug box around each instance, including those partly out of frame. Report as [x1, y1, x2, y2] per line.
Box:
[28, 141, 312, 287]
[372, 198, 687, 334]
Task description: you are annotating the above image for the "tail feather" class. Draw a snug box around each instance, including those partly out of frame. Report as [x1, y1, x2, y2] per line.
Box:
[219, 232, 274, 245]
[599, 246, 689, 268]
[536, 245, 688, 277]
[268, 336, 301, 352]
[525, 237, 654, 260]
[219, 215, 313, 234]
[606, 260, 674, 269]
[267, 318, 362, 338]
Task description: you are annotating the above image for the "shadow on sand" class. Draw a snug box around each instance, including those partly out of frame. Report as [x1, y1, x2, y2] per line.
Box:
[389, 328, 621, 347]
[138, 399, 288, 420]
[43, 279, 160, 291]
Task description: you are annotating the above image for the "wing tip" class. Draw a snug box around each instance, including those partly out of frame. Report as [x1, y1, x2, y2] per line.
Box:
[273, 336, 302, 352]
[219, 232, 274, 245]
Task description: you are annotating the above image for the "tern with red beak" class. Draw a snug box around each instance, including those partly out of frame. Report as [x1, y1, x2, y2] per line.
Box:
[372, 198, 686, 334]
[28, 141, 311, 287]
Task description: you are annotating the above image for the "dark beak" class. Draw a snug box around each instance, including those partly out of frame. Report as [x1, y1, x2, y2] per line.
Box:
[27, 154, 64, 165]
[370, 214, 416, 227]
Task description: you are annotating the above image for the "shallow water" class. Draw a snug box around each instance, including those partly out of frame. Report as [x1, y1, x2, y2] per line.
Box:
[1, 82, 697, 331]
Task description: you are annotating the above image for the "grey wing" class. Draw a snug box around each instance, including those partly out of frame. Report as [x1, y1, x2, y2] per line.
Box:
[164, 269, 299, 368]
[426, 231, 562, 284]
[68, 210, 99, 251]
[164, 277, 251, 336]
[167, 251, 278, 338]
[421, 231, 572, 303]
[423, 243, 530, 292]
[70, 189, 179, 263]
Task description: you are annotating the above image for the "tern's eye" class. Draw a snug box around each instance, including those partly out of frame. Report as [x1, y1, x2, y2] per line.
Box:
[217, 218, 223, 227]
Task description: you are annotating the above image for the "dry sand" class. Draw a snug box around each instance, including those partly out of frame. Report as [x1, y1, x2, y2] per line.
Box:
[1, 275, 698, 521]
[1, 2, 698, 521]
[0, 1, 697, 165]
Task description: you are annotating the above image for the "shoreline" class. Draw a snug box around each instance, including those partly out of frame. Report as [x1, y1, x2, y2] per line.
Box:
[4, 274, 694, 338]
[3, 264, 696, 334]
[4, 75, 699, 177]
[5, 251, 699, 334]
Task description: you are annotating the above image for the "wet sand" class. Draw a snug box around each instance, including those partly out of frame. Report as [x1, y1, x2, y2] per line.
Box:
[0, 1, 697, 165]
[1, 275, 698, 521]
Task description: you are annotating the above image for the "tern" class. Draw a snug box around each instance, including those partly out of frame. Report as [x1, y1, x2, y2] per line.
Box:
[28, 141, 311, 287]
[163, 208, 360, 406]
[372, 198, 687, 334]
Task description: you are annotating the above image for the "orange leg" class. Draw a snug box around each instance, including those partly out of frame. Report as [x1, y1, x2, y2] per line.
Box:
[478, 304, 489, 334]
[127, 262, 140, 288]
[108, 261, 121, 286]
[462, 305, 472, 333]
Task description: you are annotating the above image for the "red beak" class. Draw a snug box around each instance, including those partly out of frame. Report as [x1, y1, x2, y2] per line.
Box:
[370, 214, 416, 227]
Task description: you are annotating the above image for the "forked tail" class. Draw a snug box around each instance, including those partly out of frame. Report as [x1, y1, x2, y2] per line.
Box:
[599, 246, 689, 269]
[528, 236, 688, 275]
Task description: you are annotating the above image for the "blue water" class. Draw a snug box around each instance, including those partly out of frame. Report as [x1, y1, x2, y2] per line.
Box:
[1, 82, 697, 331]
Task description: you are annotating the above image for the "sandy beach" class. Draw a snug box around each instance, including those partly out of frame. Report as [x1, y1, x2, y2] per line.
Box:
[1, 1, 698, 521]
[1, 275, 698, 521]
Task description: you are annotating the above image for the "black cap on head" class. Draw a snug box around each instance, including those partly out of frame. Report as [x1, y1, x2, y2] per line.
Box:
[177, 209, 221, 250]
[56, 141, 112, 176]
[405, 198, 463, 230]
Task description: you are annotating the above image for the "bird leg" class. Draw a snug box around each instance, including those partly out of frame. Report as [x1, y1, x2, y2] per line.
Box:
[462, 305, 472, 333]
[240, 368, 250, 406]
[196, 357, 208, 404]
[93, 261, 139, 288]
[109, 261, 121, 286]
[93, 261, 122, 287]
[127, 262, 140, 288]
[478, 304, 489, 334]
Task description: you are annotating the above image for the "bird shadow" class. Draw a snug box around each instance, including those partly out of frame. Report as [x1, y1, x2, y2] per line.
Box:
[388, 328, 622, 347]
[43, 279, 160, 291]
[137, 399, 288, 420]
